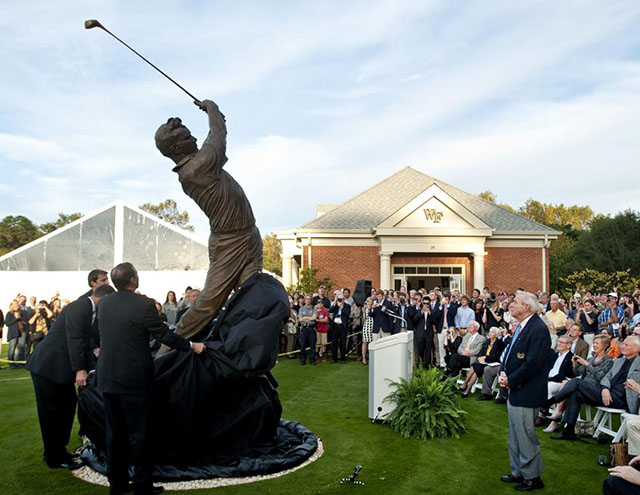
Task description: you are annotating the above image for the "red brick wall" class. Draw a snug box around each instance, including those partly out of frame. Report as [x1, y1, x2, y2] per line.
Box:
[304, 246, 380, 291]
[485, 247, 543, 293]
[301, 246, 545, 295]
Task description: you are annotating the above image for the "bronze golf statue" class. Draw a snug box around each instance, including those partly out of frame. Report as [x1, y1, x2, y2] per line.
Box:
[155, 99, 263, 342]
[78, 20, 318, 485]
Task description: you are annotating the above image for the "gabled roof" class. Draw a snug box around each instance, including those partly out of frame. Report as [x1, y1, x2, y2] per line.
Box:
[0, 200, 208, 271]
[300, 167, 558, 233]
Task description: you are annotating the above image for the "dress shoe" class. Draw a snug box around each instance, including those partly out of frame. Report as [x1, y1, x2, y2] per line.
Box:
[494, 398, 507, 405]
[550, 431, 577, 441]
[476, 394, 492, 401]
[500, 474, 524, 483]
[534, 416, 547, 427]
[110, 482, 135, 495]
[134, 485, 164, 495]
[47, 458, 84, 470]
[514, 477, 544, 491]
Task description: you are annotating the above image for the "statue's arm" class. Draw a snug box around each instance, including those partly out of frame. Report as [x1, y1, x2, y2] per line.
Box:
[195, 99, 227, 169]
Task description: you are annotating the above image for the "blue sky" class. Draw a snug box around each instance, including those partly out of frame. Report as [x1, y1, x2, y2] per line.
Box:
[1, 0, 639, 241]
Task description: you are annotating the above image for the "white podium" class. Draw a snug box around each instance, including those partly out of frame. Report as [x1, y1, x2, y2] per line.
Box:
[368, 331, 414, 420]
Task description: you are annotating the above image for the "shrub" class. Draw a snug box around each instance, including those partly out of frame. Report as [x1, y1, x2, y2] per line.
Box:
[383, 367, 467, 440]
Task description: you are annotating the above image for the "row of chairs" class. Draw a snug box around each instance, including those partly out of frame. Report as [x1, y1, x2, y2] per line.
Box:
[456, 368, 635, 442]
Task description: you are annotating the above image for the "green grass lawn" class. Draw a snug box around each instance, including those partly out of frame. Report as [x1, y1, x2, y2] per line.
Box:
[0, 354, 610, 494]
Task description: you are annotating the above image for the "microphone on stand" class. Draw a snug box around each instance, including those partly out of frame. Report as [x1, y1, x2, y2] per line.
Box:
[381, 306, 407, 329]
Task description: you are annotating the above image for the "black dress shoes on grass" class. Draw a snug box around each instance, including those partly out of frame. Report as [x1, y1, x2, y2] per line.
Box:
[514, 477, 545, 491]
[47, 458, 84, 470]
[500, 474, 524, 483]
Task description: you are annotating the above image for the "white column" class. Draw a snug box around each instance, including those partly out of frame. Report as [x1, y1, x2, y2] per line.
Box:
[380, 253, 392, 290]
[282, 256, 293, 287]
[472, 252, 485, 290]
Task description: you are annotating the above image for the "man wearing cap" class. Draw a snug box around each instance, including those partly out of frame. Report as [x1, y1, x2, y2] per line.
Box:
[599, 293, 625, 337]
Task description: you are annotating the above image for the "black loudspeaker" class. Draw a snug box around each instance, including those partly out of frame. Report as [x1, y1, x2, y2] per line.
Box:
[353, 279, 372, 306]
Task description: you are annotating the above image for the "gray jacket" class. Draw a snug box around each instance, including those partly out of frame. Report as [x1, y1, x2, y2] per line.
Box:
[457, 332, 487, 364]
[600, 355, 640, 414]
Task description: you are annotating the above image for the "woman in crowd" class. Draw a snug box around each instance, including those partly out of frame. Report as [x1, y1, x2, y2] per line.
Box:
[544, 334, 613, 433]
[482, 298, 503, 336]
[286, 297, 298, 358]
[444, 327, 463, 366]
[5, 300, 28, 369]
[473, 299, 485, 335]
[155, 301, 168, 324]
[162, 291, 179, 326]
[603, 327, 622, 359]
[27, 300, 53, 351]
[361, 297, 374, 365]
[459, 326, 503, 398]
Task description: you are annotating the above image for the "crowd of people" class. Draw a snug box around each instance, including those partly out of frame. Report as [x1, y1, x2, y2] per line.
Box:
[0, 269, 200, 369]
[5, 270, 640, 493]
[284, 284, 640, 493]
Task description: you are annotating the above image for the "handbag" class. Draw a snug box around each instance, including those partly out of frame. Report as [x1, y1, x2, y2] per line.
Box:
[574, 420, 595, 437]
[29, 330, 45, 343]
[610, 440, 631, 467]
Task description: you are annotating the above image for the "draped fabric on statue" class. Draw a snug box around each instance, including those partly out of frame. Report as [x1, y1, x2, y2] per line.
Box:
[78, 273, 319, 480]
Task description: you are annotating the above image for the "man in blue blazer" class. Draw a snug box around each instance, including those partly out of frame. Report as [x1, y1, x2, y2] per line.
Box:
[499, 292, 552, 492]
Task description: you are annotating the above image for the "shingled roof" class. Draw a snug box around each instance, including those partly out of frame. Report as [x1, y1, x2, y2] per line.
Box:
[300, 167, 557, 233]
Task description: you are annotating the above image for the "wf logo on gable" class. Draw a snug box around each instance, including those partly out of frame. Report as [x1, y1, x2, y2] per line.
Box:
[423, 209, 444, 223]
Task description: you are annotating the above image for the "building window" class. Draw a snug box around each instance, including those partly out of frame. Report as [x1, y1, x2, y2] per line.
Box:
[392, 264, 466, 293]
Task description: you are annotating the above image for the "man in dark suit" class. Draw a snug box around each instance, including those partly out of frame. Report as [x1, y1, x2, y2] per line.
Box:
[97, 262, 205, 495]
[392, 292, 410, 334]
[371, 290, 393, 340]
[499, 292, 551, 492]
[413, 301, 435, 367]
[329, 292, 351, 363]
[77, 269, 110, 352]
[27, 284, 115, 470]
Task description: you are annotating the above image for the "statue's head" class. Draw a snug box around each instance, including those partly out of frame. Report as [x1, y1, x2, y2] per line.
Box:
[155, 117, 198, 160]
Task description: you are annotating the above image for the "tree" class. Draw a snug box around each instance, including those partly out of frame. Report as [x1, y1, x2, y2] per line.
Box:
[262, 234, 282, 276]
[39, 212, 82, 235]
[139, 199, 194, 231]
[0, 215, 40, 255]
[294, 266, 334, 294]
[478, 190, 497, 204]
[518, 199, 593, 230]
[477, 190, 515, 212]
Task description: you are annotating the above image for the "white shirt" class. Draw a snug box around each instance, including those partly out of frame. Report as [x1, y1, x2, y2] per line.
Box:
[549, 350, 570, 378]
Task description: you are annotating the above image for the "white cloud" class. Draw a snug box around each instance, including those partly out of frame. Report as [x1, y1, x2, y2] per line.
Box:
[0, 0, 639, 235]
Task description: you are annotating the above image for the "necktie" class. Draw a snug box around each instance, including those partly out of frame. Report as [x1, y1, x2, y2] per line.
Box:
[504, 323, 523, 362]
[465, 333, 476, 351]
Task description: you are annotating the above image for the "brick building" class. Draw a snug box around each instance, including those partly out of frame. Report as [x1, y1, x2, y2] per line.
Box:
[277, 167, 560, 294]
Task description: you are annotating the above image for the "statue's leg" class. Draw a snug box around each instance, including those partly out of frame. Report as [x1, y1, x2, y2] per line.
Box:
[175, 226, 261, 340]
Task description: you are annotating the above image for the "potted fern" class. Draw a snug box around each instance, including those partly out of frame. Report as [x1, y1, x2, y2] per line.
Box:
[383, 367, 467, 440]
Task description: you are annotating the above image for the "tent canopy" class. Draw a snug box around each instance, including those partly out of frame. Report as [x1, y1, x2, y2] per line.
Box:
[0, 201, 208, 272]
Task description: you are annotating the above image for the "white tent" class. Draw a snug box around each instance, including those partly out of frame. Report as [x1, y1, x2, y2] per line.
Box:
[0, 200, 209, 320]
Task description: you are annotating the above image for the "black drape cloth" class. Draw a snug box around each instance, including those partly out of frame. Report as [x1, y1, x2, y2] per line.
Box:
[78, 273, 319, 480]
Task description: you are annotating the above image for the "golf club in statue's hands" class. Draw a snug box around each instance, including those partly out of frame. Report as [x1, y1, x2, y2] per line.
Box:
[84, 19, 200, 103]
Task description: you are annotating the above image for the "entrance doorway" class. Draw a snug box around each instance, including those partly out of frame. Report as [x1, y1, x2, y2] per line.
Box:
[392, 265, 465, 293]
